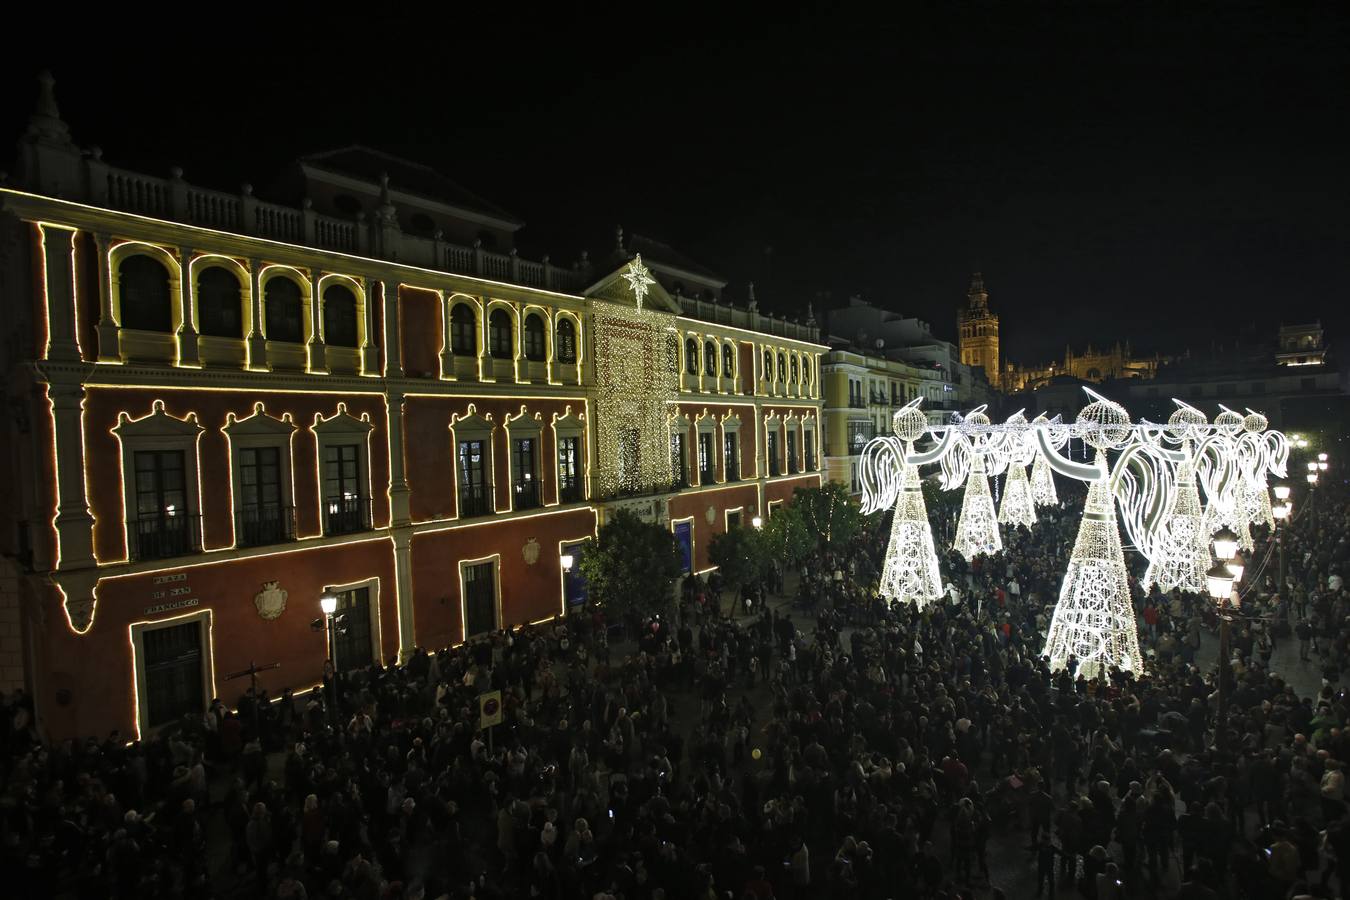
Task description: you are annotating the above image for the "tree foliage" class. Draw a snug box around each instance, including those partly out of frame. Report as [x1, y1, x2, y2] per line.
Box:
[708, 525, 771, 590]
[761, 501, 814, 572]
[576, 509, 683, 619]
[790, 481, 865, 557]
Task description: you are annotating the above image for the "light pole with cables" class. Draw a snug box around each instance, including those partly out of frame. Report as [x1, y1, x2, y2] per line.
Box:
[1208, 527, 1241, 753]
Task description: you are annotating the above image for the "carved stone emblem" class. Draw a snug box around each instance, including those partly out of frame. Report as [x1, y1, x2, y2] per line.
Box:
[254, 581, 288, 620]
[705, 505, 717, 525]
[522, 538, 541, 566]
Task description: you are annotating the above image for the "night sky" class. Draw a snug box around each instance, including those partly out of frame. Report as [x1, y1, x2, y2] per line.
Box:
[3, 5, 1346, 364]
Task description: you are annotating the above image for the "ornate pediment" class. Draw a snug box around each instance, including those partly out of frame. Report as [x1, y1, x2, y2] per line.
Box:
[224, 402, 297, 438]
[112, 400, 204, 440]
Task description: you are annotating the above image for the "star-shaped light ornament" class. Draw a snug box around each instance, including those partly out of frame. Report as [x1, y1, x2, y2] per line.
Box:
[622, 254, 656, 310]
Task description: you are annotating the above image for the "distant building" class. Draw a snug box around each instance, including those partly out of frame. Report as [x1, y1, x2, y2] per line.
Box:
[1276, 321, 1327, 367]
[1004, 340, 1171, 392]
[957, 272, 1000, 389]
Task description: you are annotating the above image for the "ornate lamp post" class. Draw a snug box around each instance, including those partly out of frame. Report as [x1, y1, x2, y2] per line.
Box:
[320, 590, 339, 723]
[1273, 483, 1292, 595]
[1209, 527, 1240, 753]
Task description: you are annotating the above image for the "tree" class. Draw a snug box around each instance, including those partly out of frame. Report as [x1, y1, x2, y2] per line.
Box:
[791, 481, 865, 558]
[576, 509, 683, 620]
[761, 502, 813, 573]
[708, 524, 771, 592]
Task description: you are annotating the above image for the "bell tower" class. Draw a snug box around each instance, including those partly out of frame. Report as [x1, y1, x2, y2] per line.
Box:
[957, 272, 1000, 388]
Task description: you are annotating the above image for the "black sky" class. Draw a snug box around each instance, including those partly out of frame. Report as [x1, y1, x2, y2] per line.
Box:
[3, 3, 1347, 363]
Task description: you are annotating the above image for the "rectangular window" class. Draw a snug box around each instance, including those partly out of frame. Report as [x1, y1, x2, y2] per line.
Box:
[723, 432, 739, 481]
[323, 444, 368, 535]
[670, 433, 687, 487]
[458, 439, 489, 517]
[142, 620, 204, 728]
[557, 436, 581, 503]
[513, 437, 539, 510]
[848, 422, 870, 453]
[698, 432, 715, 484]
[330, 586, 373, 669]
[805, 432, 816, 470]
[237, 446, 292, 546]
[463, 561, 497, 638]
[768, 430, 780, 476]
[727, 509, 742, 529]
[788, 431, 799, 473]
[132, 450, 197, 559]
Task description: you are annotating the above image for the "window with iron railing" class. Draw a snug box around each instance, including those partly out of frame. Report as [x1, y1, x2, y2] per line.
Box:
[724, 433, 739, 481]
[768, 431, 780, 476]
[323, 444, 370, 535]
[698, 432, 715, 484]
[458, 439, 492, 517]
[557, 436, 582, 503]
[132, 450, 199, 559]
[513, 437, 540, 510]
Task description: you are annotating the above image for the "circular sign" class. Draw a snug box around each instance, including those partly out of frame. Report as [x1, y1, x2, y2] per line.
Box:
[482, 697, 500, 717]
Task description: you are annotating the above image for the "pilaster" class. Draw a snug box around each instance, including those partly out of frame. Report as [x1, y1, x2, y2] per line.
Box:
[47, 382, 96, 570]
[40, 225, 81, 362]
[381, 279, 403, 377]
[176, 246, 199, 366]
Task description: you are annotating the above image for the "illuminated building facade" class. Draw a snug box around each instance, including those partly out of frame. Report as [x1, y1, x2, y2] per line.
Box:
[0, 75, 823, 738]
[956, 272, 1000, 389]
[1003, 340, 1170, 392]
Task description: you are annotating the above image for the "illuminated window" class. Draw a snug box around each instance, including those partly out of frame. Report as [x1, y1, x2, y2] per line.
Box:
[802, 359, 812, 386]
[558, 436, 582, 503]
[119, 254, 173, 332]
[264, 276, 304, 343]
[777, 353, 786, 381]
[457, 439, 491, 517]
[698, 431, 715, 484]
[685, 338, 699, 375]
[722, 344, 734, 378]
[323, 444, 369, 535]
[704, 341, 717, 376]
[237, 448, 289, 547]
[523, 314, 546, 362]
[323, 284, 358, 348]
[489, 309, 513, 359]
[767, 430, 780, 476]
[512, 437, 539, 510]
[133, 450, 197, 559]
[791, 356, 799, 383]
[450, 303, 476, 355]
[763, 349, 773, 380]
[196, 266, 242, 338]
[556, 318, 577, 364]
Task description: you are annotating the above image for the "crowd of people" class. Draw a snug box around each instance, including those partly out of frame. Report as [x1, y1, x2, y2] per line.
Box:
[0, 464, 1348, 900]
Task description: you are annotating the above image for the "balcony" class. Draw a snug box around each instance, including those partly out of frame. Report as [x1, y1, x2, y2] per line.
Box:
[235, 504, 296, 548]
[848, 399, 866, 409]
[458, 484, 494, 518]
[725, 462, 740, 482]
[514, 480, 540, 511]
[769, 459, 781, 477]
[132, 512, 201, 560]
[699, 467, 716, 485]
[558, 483, 583, 504]
[323, 496, 371, 536]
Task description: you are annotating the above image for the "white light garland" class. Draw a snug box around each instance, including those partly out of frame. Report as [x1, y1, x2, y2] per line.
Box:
[878, 458, 944, 608]
[953, 453, 1002, 560]
[998, 461, 1037, 528]
[1143, 443, 1209, 593]
[1030, 452, 1058, 507]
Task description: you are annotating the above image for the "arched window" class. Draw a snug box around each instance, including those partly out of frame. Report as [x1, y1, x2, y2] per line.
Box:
[197, 266, 242, 338]
[763, 350, 773, 379]
[555, 317, 577, 364]
[322, 284, 358, 348]
[790, 356, 799, 383]
[802, 358, 812, 385]
[119, 254, 172, 332]
[523, 314, 546, 362]
[777, 353, 786, 382]
[704, 341, 717, 376]
[264, 276, 304, 343]
[685, 338, 699, 375]
[722, 344, 734, 378]
[488, 308, 513, 359]
[450, 303, 476, 355]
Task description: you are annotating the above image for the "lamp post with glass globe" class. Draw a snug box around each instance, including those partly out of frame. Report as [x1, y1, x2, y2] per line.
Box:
[320, 590, 339, 723]
[1209, 527, 1241, 753]
[1272, 483, 1292, 596]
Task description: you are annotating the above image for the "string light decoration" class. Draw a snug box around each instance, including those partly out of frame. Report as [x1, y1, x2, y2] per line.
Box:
[953, 453, 1002, 560]
[1030, 452, 1058, 507]
[1041, 453, 1143, 678]
[998, 461, 1036, 528]
[1144, 442, 1209, 593]
[591, 300, 679, 496]
[878, 459, 944, 608]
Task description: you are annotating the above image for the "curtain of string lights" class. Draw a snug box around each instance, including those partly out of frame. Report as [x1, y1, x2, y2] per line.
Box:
[861, 393, 1289, 677]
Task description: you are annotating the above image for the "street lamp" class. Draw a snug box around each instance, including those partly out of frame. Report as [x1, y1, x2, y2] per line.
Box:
[1308, 472, 1319, 485]
[1319, 461, 1328, 471]
[560, 553, 575, 573]
[319, 590, 339, 723]
[1273, 483, 1291, 503]
[1225, 556, 1245, 583]
[751, 515, 763, 529]
[1319, 452, 1328, 462]
[1212, 527, 1239, 564]
[1207, 557, 1237, 754]
[1273, 502, 1291, 593]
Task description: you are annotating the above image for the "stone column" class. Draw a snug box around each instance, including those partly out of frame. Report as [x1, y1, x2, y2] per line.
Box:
[40, 226, 81, 362]
[381, 279, 403, 377]
[176, 247, 199, 365]
[307, 268, 327, 373]
[47, 382, 96, 569]
[391, 529, 416, 663]
[361, 278, 379, 375]
[246, 257, 267, 369]
[92, 232, 119, 362]
[386, 390, 411, 526]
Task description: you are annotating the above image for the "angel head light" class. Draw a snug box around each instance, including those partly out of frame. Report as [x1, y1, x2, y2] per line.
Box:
[891, 404, 928, 443]
[1242, 410, 1269, 433]
[1167, 402, 1207, 442]
[964, 408, 991, 427]
[1076, 393, 1131, 450]
[1215, 408, 1244, 436]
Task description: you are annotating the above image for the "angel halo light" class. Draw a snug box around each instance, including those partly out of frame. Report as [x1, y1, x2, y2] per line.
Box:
[859, 388, 1288, 679]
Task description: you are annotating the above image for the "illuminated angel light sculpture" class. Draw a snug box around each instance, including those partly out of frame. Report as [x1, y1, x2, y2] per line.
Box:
[1030, 449, 1059, 507]
[874, 402, 945, 607]
[1208, 407, 1254, 551]
[952, 409, 1003, 561]
[997, 413, 1037, 529]
[859, 389, 1288, 677]
[1239, 409, 1275, 530]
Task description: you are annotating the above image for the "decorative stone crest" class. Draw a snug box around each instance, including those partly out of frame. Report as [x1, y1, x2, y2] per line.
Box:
[522, 538, 541, 566]
[705, 505, 717, 525]
[254, 581, 288, 620]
